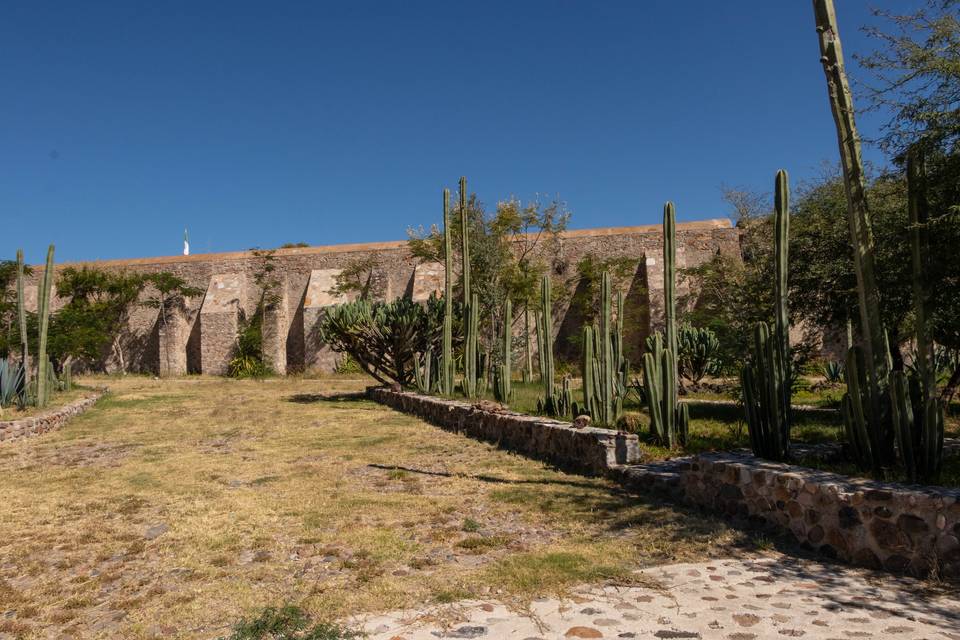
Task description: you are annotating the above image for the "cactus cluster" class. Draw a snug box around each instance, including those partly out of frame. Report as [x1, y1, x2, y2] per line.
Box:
[741, 170, 792, 461]
[642, 204, 688, 447]
[575, 272, 629, 425]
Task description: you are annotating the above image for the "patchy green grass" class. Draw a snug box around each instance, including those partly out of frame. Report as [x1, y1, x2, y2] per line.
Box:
[0, 375, 751, 639]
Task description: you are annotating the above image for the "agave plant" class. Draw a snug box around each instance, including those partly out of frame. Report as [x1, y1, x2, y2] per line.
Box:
[822, 360, 844, 384]
[0, 358, 26, 409]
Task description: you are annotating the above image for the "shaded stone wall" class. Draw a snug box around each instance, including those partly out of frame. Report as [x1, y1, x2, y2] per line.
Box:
[20, 220, 739, 375]
[683, 453, 960, 579]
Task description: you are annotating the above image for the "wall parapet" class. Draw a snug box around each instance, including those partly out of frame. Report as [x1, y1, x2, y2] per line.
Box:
[366, 386, 641, 475]
[0, 388, 107, 444]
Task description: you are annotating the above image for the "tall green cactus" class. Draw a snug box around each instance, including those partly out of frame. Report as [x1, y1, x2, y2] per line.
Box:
[814, 0, 894, 469]
[535, 275, 559, 415]
[887, 147, 944, 483]
[459, 176, 470, 308]
[581, 324, 597, 417]
[643, 204, 687, 447]
[441, 188, 454, 395]
[463, 292, 479, 398]
[742, 170, 792, 461]
[35, 245, 55, 408]
[414, 347, 434, 394]
[16, 249, 29, 398]
[493, 300, 512, 403]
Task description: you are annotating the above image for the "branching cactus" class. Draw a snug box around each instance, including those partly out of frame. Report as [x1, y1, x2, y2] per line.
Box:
[643, 204, 687, 447]
[742, 170, 792, 461]
[35, 245, 55, 408]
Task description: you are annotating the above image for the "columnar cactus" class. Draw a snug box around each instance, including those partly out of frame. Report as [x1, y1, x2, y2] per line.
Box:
[535, 275, 559, 415]
[459, 176, 470, 308]
[15, 249, 29, 397]
[441, 188, 454, 395]
[888, 147, 944, 483]
[463, 292, 479, 398]
[742, 170, 792, 461]
[414, 347, 433, 394]
[35, 245, 55, 408]
[814, 0, 894, 469]
[493, 300, 512, 403]
[642, 205, 687, 447]
[581, 324, 597, 417]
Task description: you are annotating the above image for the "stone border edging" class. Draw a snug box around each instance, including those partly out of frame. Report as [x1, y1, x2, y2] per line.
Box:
[0, 388, 107, 444]
[366, 386, 641, 475]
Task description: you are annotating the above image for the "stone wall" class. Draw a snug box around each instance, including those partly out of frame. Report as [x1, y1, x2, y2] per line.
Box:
[683, 453, 960, 579]
[370, 389, 960, 580]
[19, 220, 740, 375]
[0, 389, 106, 444]
[367, 387, 641, 475]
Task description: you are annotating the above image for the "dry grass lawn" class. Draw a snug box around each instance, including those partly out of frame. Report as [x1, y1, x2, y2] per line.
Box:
[0, 375, 757, 639]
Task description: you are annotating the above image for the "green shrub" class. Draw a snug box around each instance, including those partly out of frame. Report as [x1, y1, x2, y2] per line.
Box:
[222, 605, 358, 640]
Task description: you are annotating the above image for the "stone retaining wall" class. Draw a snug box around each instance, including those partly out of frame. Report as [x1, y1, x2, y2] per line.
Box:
[372, 387, 960, 580]
[367, 387, 640, 475]
[683, 452, 960, 580]
[0, 390, 107, 444]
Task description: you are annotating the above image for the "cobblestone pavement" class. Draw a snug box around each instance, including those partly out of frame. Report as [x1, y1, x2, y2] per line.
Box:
[355, 556, 960, 640]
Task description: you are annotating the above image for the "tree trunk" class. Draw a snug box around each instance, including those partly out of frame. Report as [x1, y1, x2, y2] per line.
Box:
[813, 0, 893, 465]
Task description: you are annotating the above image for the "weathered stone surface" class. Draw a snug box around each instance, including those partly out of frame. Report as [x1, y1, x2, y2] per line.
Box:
[199, 273, 246, 375]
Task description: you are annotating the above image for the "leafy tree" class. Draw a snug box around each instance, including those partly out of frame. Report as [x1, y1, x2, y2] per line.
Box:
[857, 0, 960, 157]
[43, 267, 148, 371]
[407, 193, 569, 366]
[329, 255, 380, 299]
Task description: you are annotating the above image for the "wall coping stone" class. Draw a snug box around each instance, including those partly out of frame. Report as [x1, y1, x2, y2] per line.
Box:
[0, 388, 107, 444]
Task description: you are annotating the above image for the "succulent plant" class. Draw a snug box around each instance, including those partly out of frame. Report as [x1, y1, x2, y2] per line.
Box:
[35, 245, 55, 408]
[741, 170, 792, 461]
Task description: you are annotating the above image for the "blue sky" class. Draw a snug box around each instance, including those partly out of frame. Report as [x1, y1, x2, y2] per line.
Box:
[2, 1, 912, 262]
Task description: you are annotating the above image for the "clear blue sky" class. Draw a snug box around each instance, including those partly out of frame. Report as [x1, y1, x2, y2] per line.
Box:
[3, 1, 911, 263]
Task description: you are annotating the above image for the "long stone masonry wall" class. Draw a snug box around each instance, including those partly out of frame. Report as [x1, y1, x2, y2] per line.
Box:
[19, 220, 739, 375]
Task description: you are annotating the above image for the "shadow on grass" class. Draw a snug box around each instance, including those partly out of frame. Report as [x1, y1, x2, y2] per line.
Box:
[367, 463, 622, 492]
[285, 392, 368, 404]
